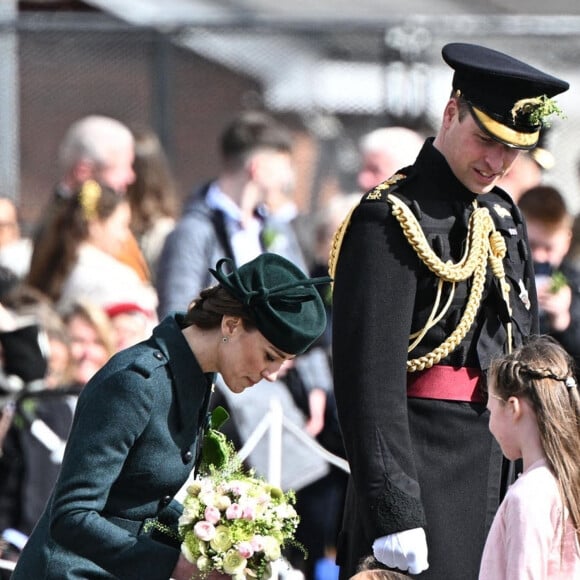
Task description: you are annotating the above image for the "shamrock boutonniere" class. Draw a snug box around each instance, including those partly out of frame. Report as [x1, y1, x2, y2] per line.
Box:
[261, 226, 280, 251]
[511, 95, 566, 128]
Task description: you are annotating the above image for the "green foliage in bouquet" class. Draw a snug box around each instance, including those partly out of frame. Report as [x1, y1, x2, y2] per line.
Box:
[199, 406, 238, 475]
[179, 407, 305, 579]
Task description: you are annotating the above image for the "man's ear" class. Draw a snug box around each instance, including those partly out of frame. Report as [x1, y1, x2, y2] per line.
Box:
[245, 154, 260, 181]
[442, 98, 459, 128]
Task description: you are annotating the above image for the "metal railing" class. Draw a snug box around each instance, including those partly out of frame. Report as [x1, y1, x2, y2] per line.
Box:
[237, 397, 349, 487]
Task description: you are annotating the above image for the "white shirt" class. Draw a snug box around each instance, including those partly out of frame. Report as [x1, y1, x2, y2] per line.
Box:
[205, 183, 262, 266]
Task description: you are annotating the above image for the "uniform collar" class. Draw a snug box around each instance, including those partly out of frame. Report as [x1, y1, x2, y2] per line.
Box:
[413, 138, 479, 204]
[152, 314, 216, 430]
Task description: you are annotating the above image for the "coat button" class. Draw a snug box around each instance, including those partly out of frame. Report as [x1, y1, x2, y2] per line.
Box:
[153, 351, 164, 360]
[161, 495, 172, 506]
[182, 450, 193, 463]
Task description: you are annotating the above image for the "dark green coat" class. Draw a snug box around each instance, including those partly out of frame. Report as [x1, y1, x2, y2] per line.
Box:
[332, 140, 538, 580]
[12, 314, 215, 579]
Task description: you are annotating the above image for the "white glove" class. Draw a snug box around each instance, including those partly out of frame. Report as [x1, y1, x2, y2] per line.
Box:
[372, 527, 429, 575]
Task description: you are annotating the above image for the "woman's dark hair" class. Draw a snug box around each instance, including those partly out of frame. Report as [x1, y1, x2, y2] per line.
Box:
[27, 181, 125, 303]
[183, 285, 257, 331]
[219, 111, 293, 172]
[126, 126, 180, 236]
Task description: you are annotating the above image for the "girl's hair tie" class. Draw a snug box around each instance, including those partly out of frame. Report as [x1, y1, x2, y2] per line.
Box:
[564, 376, 577, 389]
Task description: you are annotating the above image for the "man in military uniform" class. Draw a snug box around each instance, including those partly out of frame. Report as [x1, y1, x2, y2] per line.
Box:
[331, 43, 569, 579]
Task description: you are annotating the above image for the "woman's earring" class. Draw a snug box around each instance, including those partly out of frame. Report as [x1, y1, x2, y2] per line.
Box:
[222, 337, 229, 343]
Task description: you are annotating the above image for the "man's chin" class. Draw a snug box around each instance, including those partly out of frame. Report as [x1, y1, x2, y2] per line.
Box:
[473, 183, 496, 195]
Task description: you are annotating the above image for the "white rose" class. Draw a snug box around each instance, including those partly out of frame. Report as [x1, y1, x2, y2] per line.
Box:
[262, 536, 281, 561]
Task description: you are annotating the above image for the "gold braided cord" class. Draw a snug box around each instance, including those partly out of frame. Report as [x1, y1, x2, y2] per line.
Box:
[328, 204, 358, 283]
[328, 174, 406, 282]
[327, 189, 514, 371]
[407, 251, 488, 372]
[389, 194, 490, 283]
[386, 193, 512, 371]
[489, 230, 513, 352]
[408, 278, 455, 349]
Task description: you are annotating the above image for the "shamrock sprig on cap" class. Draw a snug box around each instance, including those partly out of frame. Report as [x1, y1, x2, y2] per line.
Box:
[511, 95, 565, 128]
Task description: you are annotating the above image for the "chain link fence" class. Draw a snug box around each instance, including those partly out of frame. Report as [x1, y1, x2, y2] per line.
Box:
[3, 9, 580, 228]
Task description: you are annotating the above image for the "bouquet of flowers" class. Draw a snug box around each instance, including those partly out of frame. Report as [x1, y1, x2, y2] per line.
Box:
[179, 407, 302, 579]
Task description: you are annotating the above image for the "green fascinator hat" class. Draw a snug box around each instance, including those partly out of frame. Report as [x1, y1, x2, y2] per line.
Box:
[209, 253, 330, 355]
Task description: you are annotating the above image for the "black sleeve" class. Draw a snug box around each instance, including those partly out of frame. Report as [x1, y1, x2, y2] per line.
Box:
[332, 200, 426, 540]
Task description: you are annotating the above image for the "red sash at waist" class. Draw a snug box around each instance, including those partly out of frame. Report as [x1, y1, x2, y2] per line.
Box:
[407, 365, 485, 403]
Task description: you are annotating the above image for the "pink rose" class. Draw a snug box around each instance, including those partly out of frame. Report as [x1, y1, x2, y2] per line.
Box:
[226, 503, 244, 520]
[250, 535, 264, 552]
[237, 541, 254, 559]
[193, 521, 216, 541]
[204, 505, 221, 524]
[243, 505, 256, 521]
[227, 481, 246, 496]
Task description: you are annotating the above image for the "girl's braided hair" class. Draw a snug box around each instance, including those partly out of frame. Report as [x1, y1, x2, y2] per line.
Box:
[488, 335, 580, 542]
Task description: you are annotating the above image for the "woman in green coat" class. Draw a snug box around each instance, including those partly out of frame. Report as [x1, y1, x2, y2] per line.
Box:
[12, 252, 328, 580]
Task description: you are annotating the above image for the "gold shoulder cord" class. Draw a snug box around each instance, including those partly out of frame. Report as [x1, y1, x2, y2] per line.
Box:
[328, 175, 405, 281]
[328, 203, 357, 283]
[328, 191, 513, 372]
[388, 193, 513, 370]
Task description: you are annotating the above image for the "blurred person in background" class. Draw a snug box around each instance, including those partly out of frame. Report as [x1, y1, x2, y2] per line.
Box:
[26, 180, 158, 320]
[297, 192, 363, 580]
[0, 294, 116, 571]
[56, 116, 135, 195]
[257, 135, 352, 580]
[61, 300, 116, 386]
[517, 185, 580, 366]
[157, 110, 294, 316]
[105, 302, 153, 353]
[0, 287, 79, 561]
[357, 127, 424, 193]
[0, 196, 32, 281]
[34, 114, 150, 284]
[566, 152, 580, 275]
[258, 133, 335, 437]
[126, 126, 181, 284]
[259, 148, 308, 273]
[0, 285, 72, 391]
[497, 131, 554, 202]
[309, 192, 362, 350]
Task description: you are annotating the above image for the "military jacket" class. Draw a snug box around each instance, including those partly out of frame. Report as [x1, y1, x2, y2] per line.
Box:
[12, 314, 214, 580]
[332, 139, 538, 579]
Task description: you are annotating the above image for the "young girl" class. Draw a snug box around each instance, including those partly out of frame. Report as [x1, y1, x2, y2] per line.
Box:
[479, 336, 580, 579]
